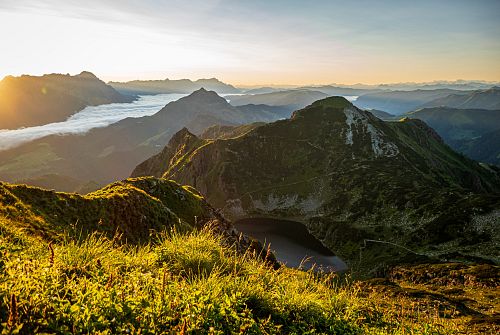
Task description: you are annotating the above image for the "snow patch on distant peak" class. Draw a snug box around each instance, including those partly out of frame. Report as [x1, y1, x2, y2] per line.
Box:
[343, 107, 399, 157]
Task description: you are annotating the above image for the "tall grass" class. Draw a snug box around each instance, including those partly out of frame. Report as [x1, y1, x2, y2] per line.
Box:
[0, 218, 481, 334]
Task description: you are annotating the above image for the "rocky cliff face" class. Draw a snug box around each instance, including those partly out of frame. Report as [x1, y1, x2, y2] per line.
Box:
[133, 97, 500, 269]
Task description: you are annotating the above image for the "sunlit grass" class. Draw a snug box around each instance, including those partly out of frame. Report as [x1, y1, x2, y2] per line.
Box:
[0, 217, 496, 334]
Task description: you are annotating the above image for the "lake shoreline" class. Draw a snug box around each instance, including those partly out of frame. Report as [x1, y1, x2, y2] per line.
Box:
[235, 217, 348, 272]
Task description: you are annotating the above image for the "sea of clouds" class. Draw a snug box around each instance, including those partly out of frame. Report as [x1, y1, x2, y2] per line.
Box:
[0, 94, 186, 151]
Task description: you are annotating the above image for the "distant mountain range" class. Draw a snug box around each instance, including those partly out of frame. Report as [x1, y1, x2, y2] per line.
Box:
[420, 87, 500, 110]
[2, 70, 499, 192]
[109, 77, 240, 95]
[228, 89, 329, 110]
[354, 89, 469, 114]
[0, 71, 133, 129]
[376, 80, 500, 91]
[298, 85, 380, 96]
[367, 109, 397, 120]
[354, 87, 500, 114]
[132, 96, 500, 269]
[239, 80, 499, 93]
[330, 80, 499, 91]
[0, 89, 291, 189]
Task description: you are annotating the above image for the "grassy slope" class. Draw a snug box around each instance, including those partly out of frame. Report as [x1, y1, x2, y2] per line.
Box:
[0, 177, 211, 243]
[1, 217, 498, 334]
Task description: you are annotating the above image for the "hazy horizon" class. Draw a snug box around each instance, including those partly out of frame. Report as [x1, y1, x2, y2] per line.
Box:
[1, 0, 499, 85]
[1, 72, 499, 89]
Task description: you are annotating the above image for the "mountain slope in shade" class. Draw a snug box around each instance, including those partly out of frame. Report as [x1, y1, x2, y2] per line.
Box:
[131, 123, 266, 179]
[421, 87, 500, 110]
[0, 89, 289, 189]
[234, 104, 293, 120]
[406, 107, 500, 142]
[199, 123, 266, 140]
[406, 107, 500, 165]
[109, 77, 240, 95]
[458, 129, 500, 166]
[0, 71, 133, 129]
[131, 128, 207, 179]
[368, 109, 397, 120]
[132, 96, 500, 270]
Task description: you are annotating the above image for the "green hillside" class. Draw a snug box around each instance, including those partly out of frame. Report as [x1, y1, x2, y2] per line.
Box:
[0, 177, 213, 242]
[132, 97, 500, 271]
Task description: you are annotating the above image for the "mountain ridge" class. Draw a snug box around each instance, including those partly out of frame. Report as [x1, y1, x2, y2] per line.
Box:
[228, 89, 329, 109]
[421, 87, 500, 110]
[353, 89, 469, 114]
[109, 77, 240, 95]
[132, 96, 500, 270]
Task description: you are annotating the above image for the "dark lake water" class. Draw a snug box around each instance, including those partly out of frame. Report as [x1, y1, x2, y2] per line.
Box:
[234, 218, 348, 272]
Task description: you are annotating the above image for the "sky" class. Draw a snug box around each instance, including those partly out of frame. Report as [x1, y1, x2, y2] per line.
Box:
[0, 0, 499, 85]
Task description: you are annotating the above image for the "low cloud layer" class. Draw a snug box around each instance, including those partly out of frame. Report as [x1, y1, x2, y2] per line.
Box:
[0, 94, 185, 151]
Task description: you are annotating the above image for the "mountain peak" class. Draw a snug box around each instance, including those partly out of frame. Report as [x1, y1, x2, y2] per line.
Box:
[184, 87, 228, 103]
[310, 96, 353, 109]
[170, 127, 196, 143]
[292, 96, 354, 120]
[166, 127, 200, 153]
[77, 71, 99, 80]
